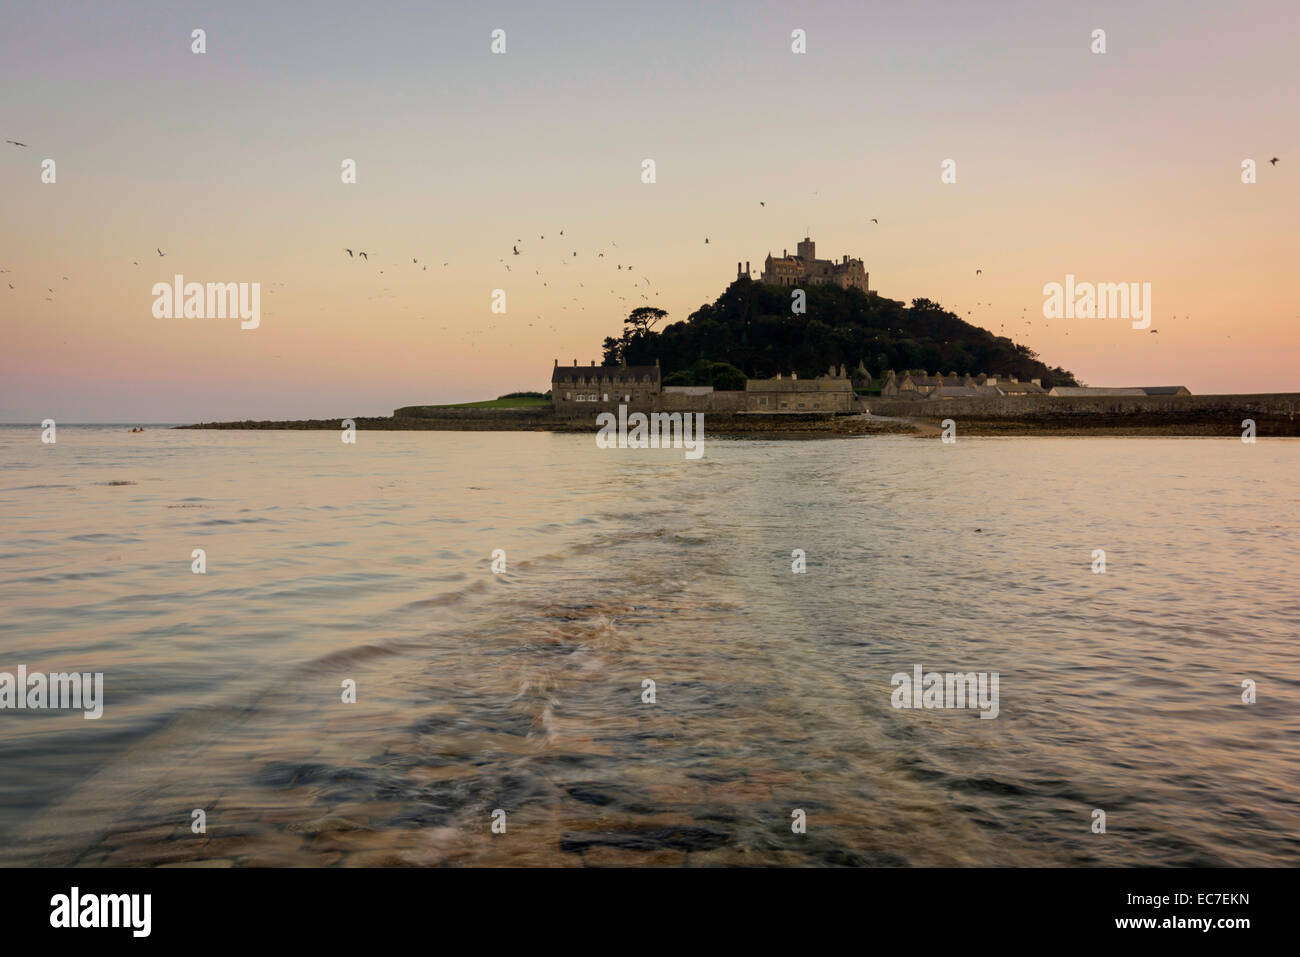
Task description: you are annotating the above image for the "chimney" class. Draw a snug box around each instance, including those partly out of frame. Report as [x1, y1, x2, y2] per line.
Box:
[591, 360, 596, 366]
[737, 261, 743, 278]
[746, 261, 750, 276]
[573, 358, 577, 366]
[654, 357, 659, 367]
[839, 363, 846, 378]
[1031, 378, 1041, 386]
[792, 371, 798, 380]
[554, 359, 558, 367]
[776, 372, 782, 379]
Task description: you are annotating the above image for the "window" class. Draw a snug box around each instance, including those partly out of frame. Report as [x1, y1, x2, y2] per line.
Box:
[588, 394, 597, 401]
[575, 394, 585, 402]
[564, 392, 571, 401]
[602, 393, 609, 402]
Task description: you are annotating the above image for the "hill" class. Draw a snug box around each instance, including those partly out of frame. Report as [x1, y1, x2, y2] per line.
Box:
[600, 279, 1079, 389]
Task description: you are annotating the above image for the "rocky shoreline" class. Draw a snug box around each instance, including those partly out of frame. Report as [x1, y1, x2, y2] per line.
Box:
[177, 393, 1300, 438]
[176, 411, 918, 436]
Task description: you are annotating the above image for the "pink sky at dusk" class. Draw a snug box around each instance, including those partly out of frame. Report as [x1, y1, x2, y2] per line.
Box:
[2, 0, 1296, 422]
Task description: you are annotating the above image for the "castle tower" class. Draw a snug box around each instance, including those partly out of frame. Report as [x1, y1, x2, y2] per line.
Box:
[796, 237, 815, 261]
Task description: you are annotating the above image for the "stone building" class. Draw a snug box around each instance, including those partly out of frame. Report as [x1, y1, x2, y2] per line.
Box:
[744, 364, 857, 412]
[1048, 385, 1190, 397]
[551, 359, 661, 415]
[881, 370, 1045, 399]
[750, 237, 869, 292]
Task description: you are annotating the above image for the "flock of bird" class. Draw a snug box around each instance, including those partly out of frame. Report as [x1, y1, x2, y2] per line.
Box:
[3, 133, 1283, 353]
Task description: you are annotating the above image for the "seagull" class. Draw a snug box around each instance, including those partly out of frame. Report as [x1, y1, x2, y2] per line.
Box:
[157, 248, 166, 257]
[871, 218, 878, 224]
[5, 140, 28, 147]
[345, 249, 353, 257]
[759, 201, 765, 207]
[412, 258, 418, 264]
[975, 269, 982, 275]
[1270, 157, 1279, 165]
[359, 252, 367, 260]
[513, 246, 519, 255]
[704, 238, 709, 244]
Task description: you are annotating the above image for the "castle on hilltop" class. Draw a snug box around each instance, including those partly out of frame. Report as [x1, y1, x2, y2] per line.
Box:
[738, 237, 869, 292]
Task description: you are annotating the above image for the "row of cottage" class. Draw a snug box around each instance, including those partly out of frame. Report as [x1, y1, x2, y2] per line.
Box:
[879, 370, 1189, 399]
[549, 360, 1188, 415]
[551, 359, 859, 414]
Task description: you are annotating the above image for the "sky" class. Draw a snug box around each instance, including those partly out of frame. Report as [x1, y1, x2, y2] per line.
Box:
[1, 0, 1297, 422]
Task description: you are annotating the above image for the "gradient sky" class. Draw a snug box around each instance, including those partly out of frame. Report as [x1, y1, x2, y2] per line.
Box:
[2, 0, 1297, 422]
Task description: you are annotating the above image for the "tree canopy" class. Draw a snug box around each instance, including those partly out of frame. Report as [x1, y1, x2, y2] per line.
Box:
[599, 279, 1079, 388]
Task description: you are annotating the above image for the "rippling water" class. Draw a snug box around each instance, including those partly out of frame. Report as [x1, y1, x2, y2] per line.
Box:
[1, 424, 1297, 866]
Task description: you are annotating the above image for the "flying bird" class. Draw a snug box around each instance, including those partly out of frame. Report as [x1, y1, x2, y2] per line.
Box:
[704, 238, 709, 244]
[1270, 157, 1279, 165]
[759, 202, 765, 207]
[157, 248, 166, 257]
[513, 246, 519, 255]
[871, 218, 878, 224]
[359, 252, 368, 260]
[5, 140, 28, 147]
[345, 249, 353, 257]
[975, 269, 982, 275]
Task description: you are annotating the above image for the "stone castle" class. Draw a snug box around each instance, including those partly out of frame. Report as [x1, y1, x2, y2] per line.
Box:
[738, 237, 869, 292]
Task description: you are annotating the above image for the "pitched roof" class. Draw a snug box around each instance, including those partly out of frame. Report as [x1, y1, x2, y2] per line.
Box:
[552, 364, 659, 383]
